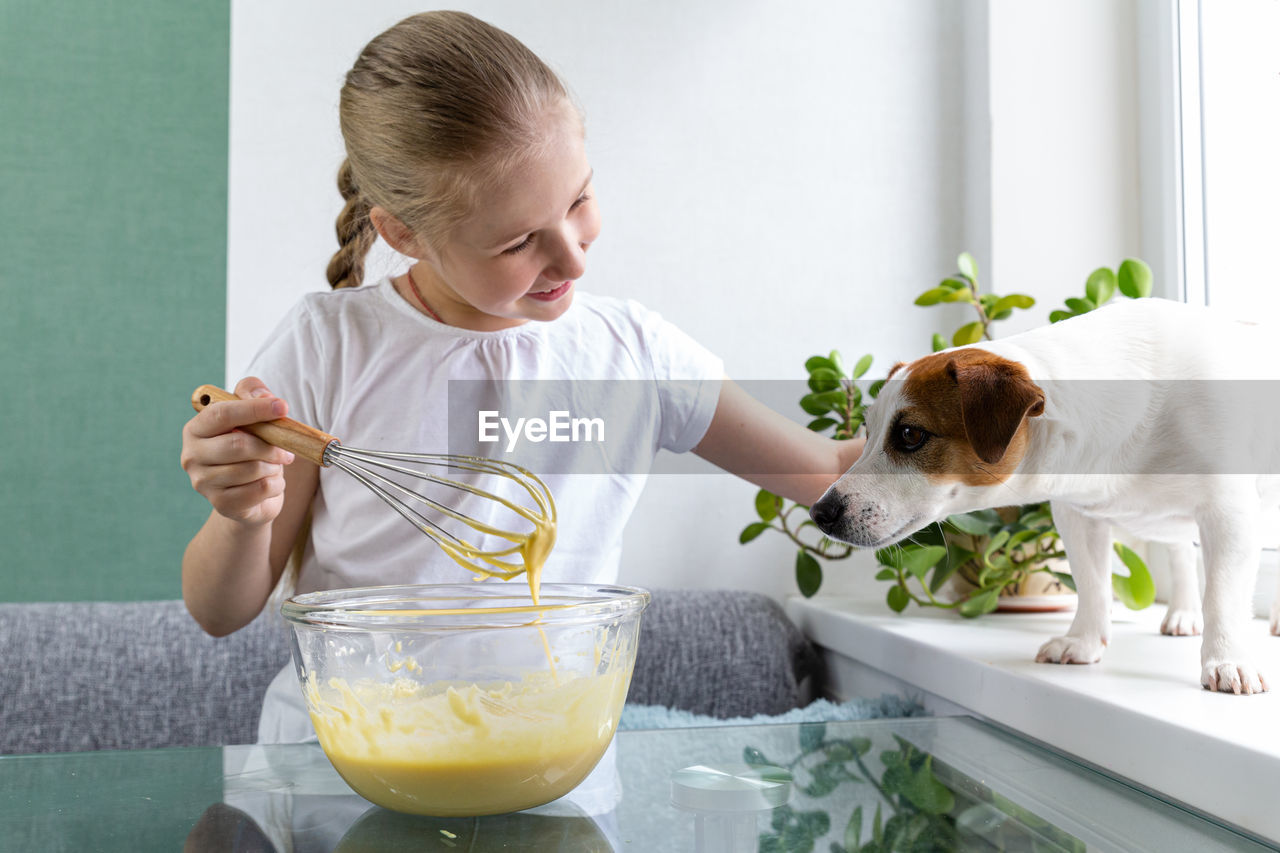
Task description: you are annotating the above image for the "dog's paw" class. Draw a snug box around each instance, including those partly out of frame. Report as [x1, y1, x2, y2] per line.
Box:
[1201, 661, 1269, 694]
[1036, 635, 1105, 665]
[1161, 607, 1203, 636]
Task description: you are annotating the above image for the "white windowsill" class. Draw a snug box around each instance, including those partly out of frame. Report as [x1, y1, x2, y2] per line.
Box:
[786, 591, 1280, 845]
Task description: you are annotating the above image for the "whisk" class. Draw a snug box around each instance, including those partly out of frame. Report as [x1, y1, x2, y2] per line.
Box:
[191, 385, 556, 583]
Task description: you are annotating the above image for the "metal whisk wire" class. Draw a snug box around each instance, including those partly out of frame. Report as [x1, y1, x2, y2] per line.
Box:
[325, 447, 554, 580]
[192, 386, 556, 581]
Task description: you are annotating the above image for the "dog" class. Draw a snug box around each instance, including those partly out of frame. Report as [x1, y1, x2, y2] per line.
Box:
[810, 297, 1280, 694]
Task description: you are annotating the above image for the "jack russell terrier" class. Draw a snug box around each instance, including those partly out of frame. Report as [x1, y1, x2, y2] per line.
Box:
[810, 297, 1280, 694]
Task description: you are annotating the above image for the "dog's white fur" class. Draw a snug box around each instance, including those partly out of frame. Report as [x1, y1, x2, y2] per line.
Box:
[813, 298, 1280, 694]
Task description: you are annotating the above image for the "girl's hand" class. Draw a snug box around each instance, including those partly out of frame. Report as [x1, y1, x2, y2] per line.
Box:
[180, 376, 296, 526]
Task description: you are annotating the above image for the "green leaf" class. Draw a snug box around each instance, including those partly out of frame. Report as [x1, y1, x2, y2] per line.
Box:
[928, 548, 973, 593]
[1017, 505, 1053, 528]
[1085, 267, 1118, 306]
[875, 547, 903, 570]
[828, 350, 846, 376]
[901, 756, 955, 814]
[939, 276, 968, 291]
[957, 251, 979, 282]
[740, 522, 769, 544]
[952, 322, 984, 347]
[755, 489, 781, 522]
[743, 746, 773, 767]
[875, 567, 896, 581]
[931, 333, 947, 353]
[886, 585, 910, 612]
[990, 293, 1035, 315]
[1049, 309, 1075, 324]
[1118, 258, 1153, 298]
[796, 550, 823, 598]
[1051, 570, 1077, 592]
[852, 354, 873, 379]
[815, 390, 849, 409]
[942, 287, 975, 303]
[1006, 528, 1040, 550]
[808, 367, 842, 393]
[959, 587, 1000, 617]
[901, 545, 948, 579]
[807, 417, 839, 433]
[799, 393, 831, 416]
[982, 529, 1011, 561]
[805, 355, 838, 374]
[915, 288, 948, 306]
[1064, 297, 1096, 314]
[1112, 542, 1155, 609]
[946, 511, 999, 536]
[845, 805, 863, 851]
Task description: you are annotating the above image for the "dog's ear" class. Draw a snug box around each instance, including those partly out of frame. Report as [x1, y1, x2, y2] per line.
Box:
[946, 357, 1045, 464]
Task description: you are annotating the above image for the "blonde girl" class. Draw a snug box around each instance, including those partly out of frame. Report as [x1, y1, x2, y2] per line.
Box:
[180, 11, 863, 745]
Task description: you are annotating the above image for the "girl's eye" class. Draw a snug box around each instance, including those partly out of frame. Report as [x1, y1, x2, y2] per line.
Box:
[502, 235, 534, 256]
[896, 425, 929, 452]
[501, 195, 590, 256]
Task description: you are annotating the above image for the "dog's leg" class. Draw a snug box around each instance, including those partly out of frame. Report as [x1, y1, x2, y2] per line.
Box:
[1271, 571, 1280, 637]
[1197, 506, 1268, 694]
[1037, 503, 1111, 664]
[1160, 541, 1203, 636]
[1270, 564, 1279, 637]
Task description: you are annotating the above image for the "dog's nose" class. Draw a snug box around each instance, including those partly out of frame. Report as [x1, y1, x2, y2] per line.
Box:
[809, 493, 846, 532]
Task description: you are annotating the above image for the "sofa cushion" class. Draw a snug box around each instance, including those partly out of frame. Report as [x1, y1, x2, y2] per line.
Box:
[627, 588, 820, 718]
[0, 588, 819, 754]
[0, 601, 288, 754]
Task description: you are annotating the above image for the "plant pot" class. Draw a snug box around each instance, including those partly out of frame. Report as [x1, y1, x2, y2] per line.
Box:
[993, 561, 1077, 612]
[941, 506, 1078, 613]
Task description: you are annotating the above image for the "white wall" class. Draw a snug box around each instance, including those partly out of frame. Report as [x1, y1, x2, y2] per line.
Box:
[228, 0, 1149, 603]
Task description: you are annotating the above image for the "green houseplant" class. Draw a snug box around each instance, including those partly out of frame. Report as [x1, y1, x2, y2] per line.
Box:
[740, 253, 1156, 617]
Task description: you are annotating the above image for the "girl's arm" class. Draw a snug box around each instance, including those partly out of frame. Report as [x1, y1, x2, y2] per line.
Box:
[180, 379, 319, 636]
[692, 378, 864, 506]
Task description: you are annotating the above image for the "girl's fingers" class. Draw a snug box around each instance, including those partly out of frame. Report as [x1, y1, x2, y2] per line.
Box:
[193, 431, 295, 467]
[234, 375, 273, 399]
[189, 396, 288, 440]
[196, 459, 291, 492]
[209, 474, 287, 522]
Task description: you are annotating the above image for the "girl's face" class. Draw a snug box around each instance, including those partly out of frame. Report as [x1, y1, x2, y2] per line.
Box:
[416, 105, 601, 331]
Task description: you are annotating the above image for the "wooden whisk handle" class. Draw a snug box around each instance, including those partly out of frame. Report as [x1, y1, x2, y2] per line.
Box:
[191, 385, 338, 466]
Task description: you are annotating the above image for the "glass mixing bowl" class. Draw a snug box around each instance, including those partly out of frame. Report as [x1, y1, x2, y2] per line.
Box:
[282, 583, 649, 817]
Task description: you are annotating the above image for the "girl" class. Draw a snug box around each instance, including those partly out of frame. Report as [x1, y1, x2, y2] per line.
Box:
[180, 11, 863, 746]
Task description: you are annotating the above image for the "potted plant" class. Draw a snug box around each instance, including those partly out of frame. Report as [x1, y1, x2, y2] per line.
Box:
[740, 253, 1156, 618]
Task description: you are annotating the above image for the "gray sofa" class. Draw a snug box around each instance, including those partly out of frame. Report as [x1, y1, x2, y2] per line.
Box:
[0, 589, 820, 755]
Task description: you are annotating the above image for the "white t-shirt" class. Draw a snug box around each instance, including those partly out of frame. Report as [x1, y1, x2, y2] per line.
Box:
[247, 279, 722, 746]
[246, 278, 724, 596]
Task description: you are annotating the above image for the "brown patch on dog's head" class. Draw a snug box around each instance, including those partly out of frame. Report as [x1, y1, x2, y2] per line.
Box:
[887, 349, 1045, 484]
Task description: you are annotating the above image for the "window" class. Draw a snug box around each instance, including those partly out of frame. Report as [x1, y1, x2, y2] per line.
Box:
[1177, 0, 1280, 548]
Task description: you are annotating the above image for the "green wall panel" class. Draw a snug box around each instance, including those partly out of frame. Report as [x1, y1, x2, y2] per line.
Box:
[1, 1, 229, 601]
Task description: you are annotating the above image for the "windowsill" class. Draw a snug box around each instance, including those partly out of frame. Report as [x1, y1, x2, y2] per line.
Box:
[786, 593, 1280, 844]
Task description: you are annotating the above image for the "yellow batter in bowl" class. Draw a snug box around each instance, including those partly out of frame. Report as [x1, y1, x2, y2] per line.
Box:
[282, 584, 649, 817]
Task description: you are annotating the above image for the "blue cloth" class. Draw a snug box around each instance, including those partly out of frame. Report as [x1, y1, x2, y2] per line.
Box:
[619, 694, 926, 731]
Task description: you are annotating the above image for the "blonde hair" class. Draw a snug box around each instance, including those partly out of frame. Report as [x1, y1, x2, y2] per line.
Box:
[326, 11, 575, 289]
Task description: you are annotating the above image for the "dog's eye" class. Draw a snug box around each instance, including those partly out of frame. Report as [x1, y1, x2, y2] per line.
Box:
[896, 425, 929, 451]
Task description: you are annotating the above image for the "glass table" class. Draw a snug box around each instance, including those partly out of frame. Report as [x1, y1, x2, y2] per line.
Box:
[2, 716, 1273, 852]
